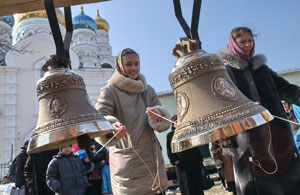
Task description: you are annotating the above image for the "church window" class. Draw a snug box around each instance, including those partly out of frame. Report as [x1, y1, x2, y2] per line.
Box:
[101, 63, 112, 68]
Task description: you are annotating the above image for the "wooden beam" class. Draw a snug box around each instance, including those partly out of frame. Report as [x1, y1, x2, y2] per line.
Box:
[0, 0, 109, 16]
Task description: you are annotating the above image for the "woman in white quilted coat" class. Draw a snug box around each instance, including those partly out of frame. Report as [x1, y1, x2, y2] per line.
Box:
[95, 48, 171, 195]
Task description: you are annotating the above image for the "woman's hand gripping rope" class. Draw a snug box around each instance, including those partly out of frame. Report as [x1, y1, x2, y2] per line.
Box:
[95, 122, 126, 155]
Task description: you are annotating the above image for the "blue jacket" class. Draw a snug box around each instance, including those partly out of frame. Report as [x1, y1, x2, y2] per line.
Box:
[101, 165, 112, 194]
[46, 152, 88, 195]
[293, 104, 300, 154]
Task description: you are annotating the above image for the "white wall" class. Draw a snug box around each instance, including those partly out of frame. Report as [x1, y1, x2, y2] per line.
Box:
[279, 70, 300, 86]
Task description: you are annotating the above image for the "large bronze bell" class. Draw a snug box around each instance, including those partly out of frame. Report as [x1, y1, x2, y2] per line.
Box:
[169, 39, 273, 153]
[27, 57, 114, 153]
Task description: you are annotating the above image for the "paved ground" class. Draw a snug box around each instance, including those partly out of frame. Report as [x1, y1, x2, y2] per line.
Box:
[167, 181, 232, 195]
[2, 177, 233, 195]
[204, 181, 233, 195]
[0, 182, 232, 195]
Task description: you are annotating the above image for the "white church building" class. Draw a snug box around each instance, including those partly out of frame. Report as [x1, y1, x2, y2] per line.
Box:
[0, 7, 115, 162]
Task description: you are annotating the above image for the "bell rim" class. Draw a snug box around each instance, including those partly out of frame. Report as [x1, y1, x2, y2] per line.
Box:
[171, 110, 273, 153]
[33, 113, 106, 136]
[28, 120, 114, 154]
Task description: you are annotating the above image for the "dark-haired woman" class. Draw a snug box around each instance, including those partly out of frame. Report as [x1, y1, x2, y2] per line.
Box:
[218, 27, 300, 195]
[95, 48, 170, 195]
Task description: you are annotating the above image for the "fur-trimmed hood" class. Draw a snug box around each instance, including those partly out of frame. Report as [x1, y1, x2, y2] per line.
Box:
[108, 71, 147, 93]
[218, 49, 267, 70]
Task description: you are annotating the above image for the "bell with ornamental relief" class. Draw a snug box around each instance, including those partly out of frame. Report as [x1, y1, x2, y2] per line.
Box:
[26, 1, 116, 154]
[169, 38, 273, 153]
[27, 56, 114, 154]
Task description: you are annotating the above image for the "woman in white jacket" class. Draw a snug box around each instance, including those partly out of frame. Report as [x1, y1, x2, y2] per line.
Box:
[95, 48, 170, 195]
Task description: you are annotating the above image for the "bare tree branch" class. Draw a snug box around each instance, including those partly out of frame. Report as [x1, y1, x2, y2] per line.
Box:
[0, 29, 38, 55]
[0, 42, 39, 54]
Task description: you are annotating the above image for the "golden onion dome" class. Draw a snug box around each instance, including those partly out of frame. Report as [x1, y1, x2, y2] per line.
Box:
[94, 9, 109, 32]
[15, 8, 65, 26]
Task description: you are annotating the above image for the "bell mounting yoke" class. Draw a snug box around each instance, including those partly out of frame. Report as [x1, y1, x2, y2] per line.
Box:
[44, 0, 73, 69]
[173, 0, 202, 48]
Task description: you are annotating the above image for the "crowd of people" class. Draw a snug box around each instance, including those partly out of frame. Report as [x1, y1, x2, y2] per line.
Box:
[9, 26, 300, 195]
[12, 140, 112, 195]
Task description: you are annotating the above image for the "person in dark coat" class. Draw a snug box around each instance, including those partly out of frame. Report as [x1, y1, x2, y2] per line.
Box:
[167, 133, 180, 164]
[24, 149, 59, 195]
[218, 26, 300, 195]
[46, 145, 88, 195]
[15, 140, 29, 195]
[83, 141, 106, 195]
[166, 115, 204, 195]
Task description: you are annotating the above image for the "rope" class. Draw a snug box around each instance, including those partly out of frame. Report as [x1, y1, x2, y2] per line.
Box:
[149, 110, 300, 127]
[131, 144, 165, 194]
[128, 110, 166, 194]
[249, 123, 278, 175]
[248, 114, 300, 175]
[94, 120, 165, 194]
[147, 110, 176, 125]
[95, 129, 122, 155]
[273, 115, 300, 125]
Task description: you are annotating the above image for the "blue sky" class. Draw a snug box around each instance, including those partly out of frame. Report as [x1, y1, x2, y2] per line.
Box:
[70, 0, 300, 92]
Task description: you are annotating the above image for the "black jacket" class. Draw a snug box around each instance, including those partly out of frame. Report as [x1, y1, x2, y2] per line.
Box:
[15, 148, 28, 188]
[166, 129, 204, 195]
[218, 49, 300, 195]
[46, 152, 88, 195]
[166, 131, 180, 165]
[24, 149, 58, 195]
[91, 141, 107, 176]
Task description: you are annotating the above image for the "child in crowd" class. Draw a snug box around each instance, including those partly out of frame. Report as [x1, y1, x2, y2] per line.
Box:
[46, 145, 88, 195]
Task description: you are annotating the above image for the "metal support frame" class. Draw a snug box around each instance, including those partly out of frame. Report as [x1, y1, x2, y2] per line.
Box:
[44, 0, 73, 68]
[173, 0, 202, 49]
